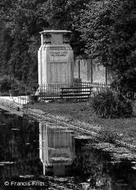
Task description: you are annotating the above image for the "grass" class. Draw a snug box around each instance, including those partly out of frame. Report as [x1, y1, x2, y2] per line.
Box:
[29, 100, 136, 145]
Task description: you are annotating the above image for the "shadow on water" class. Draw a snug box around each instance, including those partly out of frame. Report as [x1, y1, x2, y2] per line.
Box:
[0, 109, 136, 189]
[0, 112, 42, 176]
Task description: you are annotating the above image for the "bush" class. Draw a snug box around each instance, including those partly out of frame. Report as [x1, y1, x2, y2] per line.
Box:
[90, 89, 133, 118]
[0, 77, 12, 93]
[0, 75, 33, 96]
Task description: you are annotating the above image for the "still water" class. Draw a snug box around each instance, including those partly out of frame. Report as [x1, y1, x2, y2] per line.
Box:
[0, 109, 136, 190]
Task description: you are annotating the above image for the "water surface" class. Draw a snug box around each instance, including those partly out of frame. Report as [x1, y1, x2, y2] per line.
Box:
[0, 109, 136, 190]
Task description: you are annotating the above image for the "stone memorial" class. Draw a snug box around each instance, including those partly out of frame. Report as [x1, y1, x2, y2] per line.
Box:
[38, 30, 74, 93]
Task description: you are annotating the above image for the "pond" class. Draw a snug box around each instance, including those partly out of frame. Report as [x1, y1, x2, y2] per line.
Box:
[0, 109, 136, 190]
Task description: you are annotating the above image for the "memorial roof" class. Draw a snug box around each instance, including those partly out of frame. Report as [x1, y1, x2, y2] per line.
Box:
[40, 30, 71, 34]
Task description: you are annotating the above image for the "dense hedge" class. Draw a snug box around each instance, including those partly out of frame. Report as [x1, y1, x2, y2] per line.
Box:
[91, 89, 133, 118]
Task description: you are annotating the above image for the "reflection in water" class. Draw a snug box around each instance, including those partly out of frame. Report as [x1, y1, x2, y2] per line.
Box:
[0, 110, 42, 179]
[39, 123, 75, 176]
[0, 109, 136, 189]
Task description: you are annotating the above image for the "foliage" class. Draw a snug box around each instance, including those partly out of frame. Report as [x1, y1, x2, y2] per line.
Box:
[111, 68, 136, 98]
[90, 89, 133, 118]
[78, 0, 136, 94]
[0, 0, 88, 89]
[1, 0, 135, 96]
[0, 76, 12, 93]
[0, 75, 33, 95]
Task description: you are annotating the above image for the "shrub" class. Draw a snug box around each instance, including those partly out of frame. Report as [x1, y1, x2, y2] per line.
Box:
[90, 89, 132, 118]
[0, 76, 12, 93]
[0, 75, 32, 95]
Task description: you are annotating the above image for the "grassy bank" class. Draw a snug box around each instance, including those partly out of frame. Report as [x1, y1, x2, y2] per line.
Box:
[30, 101, 136, 145]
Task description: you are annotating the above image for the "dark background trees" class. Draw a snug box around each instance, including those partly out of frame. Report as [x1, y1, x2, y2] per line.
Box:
[0, 0, 88, 89]
[78, 0, 136, 94]
[0, 0, 136, 95]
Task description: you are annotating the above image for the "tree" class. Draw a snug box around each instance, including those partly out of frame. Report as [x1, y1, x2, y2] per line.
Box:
[78, 0, 136, 95]
[0, 0, 49, 85]
[38, 0, 88, 55]
[0, 0, 88, 89]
